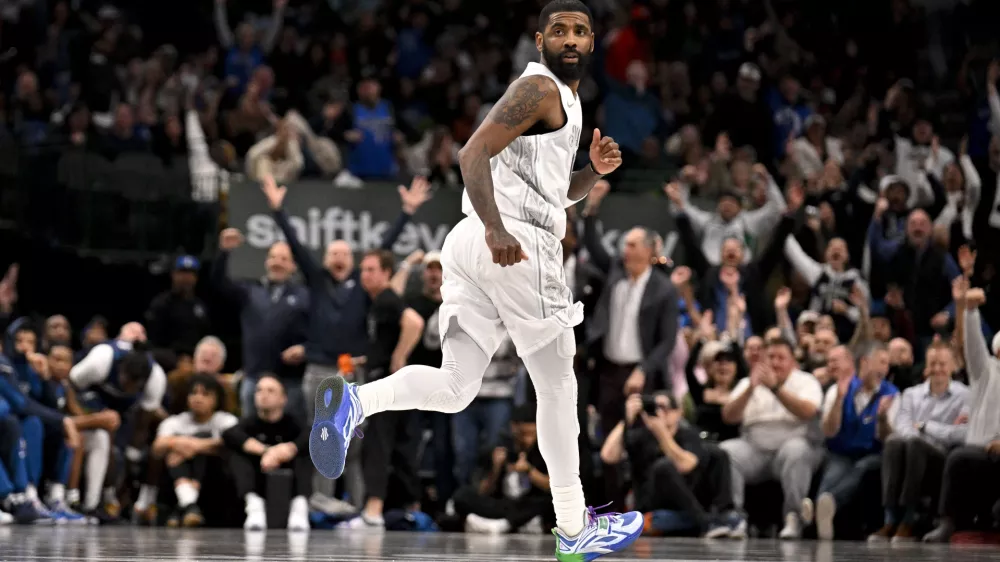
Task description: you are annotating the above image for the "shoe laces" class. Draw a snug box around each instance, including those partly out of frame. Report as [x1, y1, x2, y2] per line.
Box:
[586, 502, 621, 525]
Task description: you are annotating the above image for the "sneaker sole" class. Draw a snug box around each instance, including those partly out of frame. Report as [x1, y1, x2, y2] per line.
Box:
[891, 536, 915, 543]
[816, 495, 835, 541]
[728, 523, 748, 540]
[555, 516, 644, 562]
[800, 498, 814, 524]
[309, 376, 348, 480]
[704, 526, 731, 539]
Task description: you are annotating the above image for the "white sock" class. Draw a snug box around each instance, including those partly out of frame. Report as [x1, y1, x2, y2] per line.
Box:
[25, 485, 39, 501]
[47, 483, 66, 504]
[136, 485, 158, 510]
[245, 493, 265, 512]
[357, 330, 490, 417]
[357, 381, 395, 417]
[83, 430, 111, 511]
[67, 488, 80, 506]
[522, 337, 586, 538]
[552, 484, 586, 537]
[175, 483, 198, 508]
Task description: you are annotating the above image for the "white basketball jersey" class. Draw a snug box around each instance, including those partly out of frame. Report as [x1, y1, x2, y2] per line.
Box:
[461, 62, 583, 239]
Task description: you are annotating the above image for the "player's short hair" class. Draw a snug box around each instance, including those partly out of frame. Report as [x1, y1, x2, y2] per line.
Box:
[363, 249, 396, 273]
[538, 0, 593, 32]
[120, 342, 153, 386]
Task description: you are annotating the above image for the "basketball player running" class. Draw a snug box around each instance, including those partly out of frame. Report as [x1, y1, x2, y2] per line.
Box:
[302, 1, 642, 559]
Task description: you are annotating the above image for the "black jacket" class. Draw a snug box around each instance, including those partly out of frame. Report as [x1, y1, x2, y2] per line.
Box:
[582, 216, 679, 392]
[212, 253, 310, 378]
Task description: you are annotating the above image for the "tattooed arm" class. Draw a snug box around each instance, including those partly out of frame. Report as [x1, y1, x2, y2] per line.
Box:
[458, 75, 562, 231]
[457, 75, 563, 266]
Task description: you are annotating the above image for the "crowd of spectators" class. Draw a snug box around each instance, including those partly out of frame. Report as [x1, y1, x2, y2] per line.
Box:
[2, 0, 1000, 547]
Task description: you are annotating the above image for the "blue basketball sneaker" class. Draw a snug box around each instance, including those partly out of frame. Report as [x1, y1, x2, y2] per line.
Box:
[309, 376, 364, 479]
[553, 504, 644, 562]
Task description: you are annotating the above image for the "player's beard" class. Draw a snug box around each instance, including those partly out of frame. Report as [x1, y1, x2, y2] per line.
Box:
[543, 46, 590, 83]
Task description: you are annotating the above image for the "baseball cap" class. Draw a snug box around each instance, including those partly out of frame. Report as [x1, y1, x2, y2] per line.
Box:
[174, 255, 200, 271]
[797, 310, 821, 328]
[422, 251, 442, 267]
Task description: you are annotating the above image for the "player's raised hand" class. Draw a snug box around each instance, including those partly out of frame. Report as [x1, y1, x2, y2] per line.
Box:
[589, 129, 622, 175]
[485, 227, 528, 267]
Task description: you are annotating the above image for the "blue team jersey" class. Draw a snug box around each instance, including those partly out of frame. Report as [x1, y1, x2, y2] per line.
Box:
[77, 340, 153, 414]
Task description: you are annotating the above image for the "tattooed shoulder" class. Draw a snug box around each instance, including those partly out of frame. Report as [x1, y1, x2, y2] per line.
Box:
[491, 76, 554, 130]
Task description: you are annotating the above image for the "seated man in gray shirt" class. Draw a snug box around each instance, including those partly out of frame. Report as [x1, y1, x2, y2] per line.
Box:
[720, 338, 824, 540]
[868, 341, 969, 543]
[925, 283, 1000, 542]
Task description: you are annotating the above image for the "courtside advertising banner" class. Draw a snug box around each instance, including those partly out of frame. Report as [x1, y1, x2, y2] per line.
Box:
[225, 180, 684, 279]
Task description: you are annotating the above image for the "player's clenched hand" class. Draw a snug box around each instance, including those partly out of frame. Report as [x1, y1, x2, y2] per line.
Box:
[589, 129, 622, 175]
[485, 228, 528, 267]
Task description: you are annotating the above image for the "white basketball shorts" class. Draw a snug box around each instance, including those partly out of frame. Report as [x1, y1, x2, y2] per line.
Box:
[437, 215, 584, 358]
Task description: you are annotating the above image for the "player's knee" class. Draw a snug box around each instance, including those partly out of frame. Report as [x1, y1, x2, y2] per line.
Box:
[532, 369, 576, 401]
[87, 429, 111, 453]
[100, 410, 122, 432]
[438, 362, 481, 413]
[443, 379, 480, 413]
[524, 337, 577, 400]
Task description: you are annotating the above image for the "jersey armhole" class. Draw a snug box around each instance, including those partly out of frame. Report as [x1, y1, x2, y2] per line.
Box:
[521, 75, 568, 137]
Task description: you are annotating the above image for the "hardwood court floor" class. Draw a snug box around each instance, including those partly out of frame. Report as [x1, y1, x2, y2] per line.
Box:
[0, 526, 997, 561]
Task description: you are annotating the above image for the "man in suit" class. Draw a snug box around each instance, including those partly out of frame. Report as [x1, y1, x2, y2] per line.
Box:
[581, 181, 680, 510]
